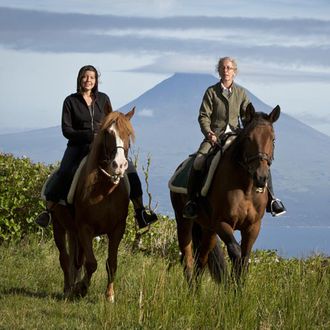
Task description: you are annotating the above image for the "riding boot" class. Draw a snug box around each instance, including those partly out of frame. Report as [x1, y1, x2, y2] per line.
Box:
[130, 195, 158, 229]
[135, 207, 158, 229]
[266, 172, 286, 217]
[182, 168, 203, 219]
[35, 201, 54, 227]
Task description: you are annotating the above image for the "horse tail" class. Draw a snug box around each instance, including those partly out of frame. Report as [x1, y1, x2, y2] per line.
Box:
[192, 222, 226, 284]
[207, 235, 226, 284]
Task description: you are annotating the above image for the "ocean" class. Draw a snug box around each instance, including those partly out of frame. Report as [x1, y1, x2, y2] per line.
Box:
[243, 225, 330, 258]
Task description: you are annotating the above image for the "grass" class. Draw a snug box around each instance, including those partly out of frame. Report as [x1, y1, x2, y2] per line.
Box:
[0, 234, 329, 329]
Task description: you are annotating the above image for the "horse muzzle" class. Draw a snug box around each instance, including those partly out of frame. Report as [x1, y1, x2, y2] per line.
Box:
[99, 161, 128, 183]
[253, 172, 268, 193]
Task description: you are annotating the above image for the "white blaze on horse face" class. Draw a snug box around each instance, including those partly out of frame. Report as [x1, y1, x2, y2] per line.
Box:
[108, 124, 128, 176]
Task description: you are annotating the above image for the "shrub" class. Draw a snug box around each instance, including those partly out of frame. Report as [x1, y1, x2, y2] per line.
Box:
[0, 153, 179, 259]
[0, 153, 54, 242]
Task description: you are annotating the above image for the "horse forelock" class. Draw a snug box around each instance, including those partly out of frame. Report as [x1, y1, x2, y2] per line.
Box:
[101, 111, 135, 145]
[231, 112, 274, 162]
[242, 112, 274, 138]
[247, 112, 273, 129]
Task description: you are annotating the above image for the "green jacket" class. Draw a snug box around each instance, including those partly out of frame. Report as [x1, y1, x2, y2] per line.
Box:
[198, 82, 250, 138]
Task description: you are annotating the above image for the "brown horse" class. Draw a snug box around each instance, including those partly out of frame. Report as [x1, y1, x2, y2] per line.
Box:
[170, 104, 281, 284]
[51, 106, 135, 301]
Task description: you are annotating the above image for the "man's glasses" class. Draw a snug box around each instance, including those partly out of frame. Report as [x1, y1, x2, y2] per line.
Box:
[221, 66, 234, 71]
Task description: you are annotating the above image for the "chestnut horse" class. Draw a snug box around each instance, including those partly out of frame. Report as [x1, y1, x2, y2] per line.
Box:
[51, 107, 135, 301]
[170, 104, 281, 284]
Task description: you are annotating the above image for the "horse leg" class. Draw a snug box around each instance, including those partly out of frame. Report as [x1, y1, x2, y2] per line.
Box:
[193, 227, 216, 282]
[74, 225, 97, 298]
[216, 221, 241, 281]
[240, 223, 261, 277]
[105, 225, 125, 303]
[52, 219, 73, 297]
[195, 230, 226, 285]
[176, 216, 195, 286]
[67, 232, 84, 286]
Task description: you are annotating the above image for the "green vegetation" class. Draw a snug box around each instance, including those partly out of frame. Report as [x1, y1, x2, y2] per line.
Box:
[0, 153, 56, 243]
[1, 238, 329, 329]
[0, 153, 329, 329]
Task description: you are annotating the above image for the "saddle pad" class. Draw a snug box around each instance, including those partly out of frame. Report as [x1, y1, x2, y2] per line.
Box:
[67, 156, 87, 204]
[168, 135, 236, 197]
[168, 151, 221, 197]
[168, 156, 194, 195]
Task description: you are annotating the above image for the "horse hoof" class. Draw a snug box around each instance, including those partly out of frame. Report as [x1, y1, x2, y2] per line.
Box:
[63, 289, 72, 299]
[73, 281, 88, 298]
[106, 294, 115, 303]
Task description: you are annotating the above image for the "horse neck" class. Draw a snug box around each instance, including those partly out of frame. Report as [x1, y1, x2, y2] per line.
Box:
[77, 143, 117, 202]
[214, 146, 253, 193]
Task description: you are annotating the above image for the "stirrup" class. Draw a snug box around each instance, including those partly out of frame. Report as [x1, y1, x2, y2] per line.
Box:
[270, 199, 286, 217]
[35, 210, 52, 227]
[135, 208, 158, 229]
[182, 200, 198, 219]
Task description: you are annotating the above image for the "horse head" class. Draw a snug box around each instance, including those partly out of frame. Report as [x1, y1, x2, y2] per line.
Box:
[237, 103, 280, 190]
[95, 108, 135, 184]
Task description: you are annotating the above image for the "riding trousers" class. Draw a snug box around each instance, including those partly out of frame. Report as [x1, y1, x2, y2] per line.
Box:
[45, 144, 89, 202]
[193, 140, 213, 171]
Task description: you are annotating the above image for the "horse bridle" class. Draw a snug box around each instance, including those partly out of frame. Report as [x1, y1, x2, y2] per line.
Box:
[99, 130, 128, 182]
[243, 151, 273, 167]
[238, 123, 275, 177]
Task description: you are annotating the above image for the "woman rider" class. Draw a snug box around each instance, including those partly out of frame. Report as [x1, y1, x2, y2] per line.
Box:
[35, 65, 158, 229]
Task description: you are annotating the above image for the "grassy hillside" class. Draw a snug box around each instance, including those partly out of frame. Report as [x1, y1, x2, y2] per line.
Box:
[1, 237, 329, 329]
[0, 153, 329, 329]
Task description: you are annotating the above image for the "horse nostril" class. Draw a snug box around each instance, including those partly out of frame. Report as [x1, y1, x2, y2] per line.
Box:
[254, 173, 267, 188]
[259, 176, 267, 187]
[112, 160, 118, 169]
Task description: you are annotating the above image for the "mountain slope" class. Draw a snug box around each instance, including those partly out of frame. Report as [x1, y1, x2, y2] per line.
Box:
[1, 73, 329, 226]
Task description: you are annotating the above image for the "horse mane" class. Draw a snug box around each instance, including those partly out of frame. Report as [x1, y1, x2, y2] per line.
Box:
[100, 111, 135, 144]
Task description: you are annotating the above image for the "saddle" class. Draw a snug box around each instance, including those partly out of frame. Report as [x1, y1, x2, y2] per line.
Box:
[41, 156, 87, 205]
[168, 134, 237, 196]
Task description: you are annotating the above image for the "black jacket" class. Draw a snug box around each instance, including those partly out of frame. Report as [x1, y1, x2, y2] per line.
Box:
[61, 91, 111, 146]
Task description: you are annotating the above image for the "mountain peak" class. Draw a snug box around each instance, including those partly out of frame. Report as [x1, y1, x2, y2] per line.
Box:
[171, 72, 216, 78]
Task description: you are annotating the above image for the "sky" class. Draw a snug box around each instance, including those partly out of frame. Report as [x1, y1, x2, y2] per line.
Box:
[0, 0, 330, 136]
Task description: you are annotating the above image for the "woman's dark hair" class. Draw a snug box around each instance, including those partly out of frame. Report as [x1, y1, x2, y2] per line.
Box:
[76, 65, 99, 94]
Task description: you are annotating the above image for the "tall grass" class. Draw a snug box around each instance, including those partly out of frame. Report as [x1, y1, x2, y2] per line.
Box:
[0, 234, 329, 329]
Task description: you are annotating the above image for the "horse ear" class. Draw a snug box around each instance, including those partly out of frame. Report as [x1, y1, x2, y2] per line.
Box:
[269, 105, 281, 123]
[104, 102, 113, 115]
[125, 107, 135, 120]
[244, 103, 256, 123]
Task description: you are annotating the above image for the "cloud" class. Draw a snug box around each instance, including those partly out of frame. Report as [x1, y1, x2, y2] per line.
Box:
[0, 6, 330, 81]
[137, 108, 154, 117]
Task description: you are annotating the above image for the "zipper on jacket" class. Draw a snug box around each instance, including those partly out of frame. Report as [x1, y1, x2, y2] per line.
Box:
[88, 103, 95, 133]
